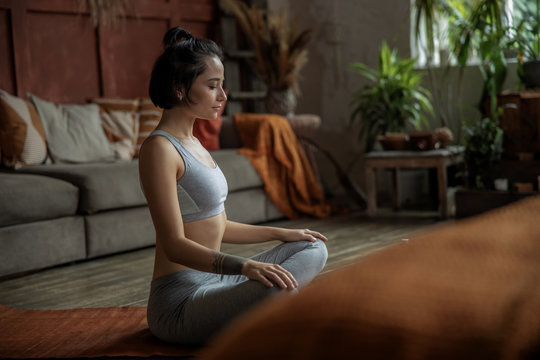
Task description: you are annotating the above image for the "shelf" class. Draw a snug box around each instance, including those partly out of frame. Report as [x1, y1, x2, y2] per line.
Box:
[225, 50, 255, 59]
[228, 90, 266, 100]
[455, 188, 538, 218]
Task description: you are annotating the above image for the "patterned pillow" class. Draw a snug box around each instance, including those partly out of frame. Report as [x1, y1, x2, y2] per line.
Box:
[0, 90, 47, 168]
[134, 98, 162, 157]
[90, 98, 140, 161]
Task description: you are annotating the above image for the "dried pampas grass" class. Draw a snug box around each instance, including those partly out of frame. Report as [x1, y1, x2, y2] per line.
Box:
[77, 0, 136, 28]
[221, 0, 312, 93]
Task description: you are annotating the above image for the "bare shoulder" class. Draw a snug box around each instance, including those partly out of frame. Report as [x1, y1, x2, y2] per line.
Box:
[139, 135, 183, 178]
[140, 135, 173, 158]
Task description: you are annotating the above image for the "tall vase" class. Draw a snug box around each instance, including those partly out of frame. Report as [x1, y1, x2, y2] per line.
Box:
[265, 88, 297, 117]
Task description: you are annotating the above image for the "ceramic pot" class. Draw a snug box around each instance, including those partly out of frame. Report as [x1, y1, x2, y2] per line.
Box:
[377, 133, 410, 151]
[409, 131, 436, 151]
[522, 60, 540, 89]
[265, 88, 297, 116]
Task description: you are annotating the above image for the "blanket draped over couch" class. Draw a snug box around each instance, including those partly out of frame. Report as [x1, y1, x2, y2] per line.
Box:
[234, 113, 331, 219]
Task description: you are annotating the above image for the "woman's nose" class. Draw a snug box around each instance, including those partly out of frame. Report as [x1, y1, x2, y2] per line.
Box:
[219, 88, 227, 101]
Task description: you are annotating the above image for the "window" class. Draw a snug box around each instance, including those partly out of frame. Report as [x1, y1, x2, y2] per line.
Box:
[411, 0, 524, 67]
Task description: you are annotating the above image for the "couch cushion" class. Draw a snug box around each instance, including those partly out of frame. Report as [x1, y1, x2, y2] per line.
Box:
[211, 149, 263, 192]
[85, 206, 154, 258]
[17, 160, 146, 214]
[0, 217, 85, 277]
[225, 189, 282, 224]
[0, 173, 78, 227]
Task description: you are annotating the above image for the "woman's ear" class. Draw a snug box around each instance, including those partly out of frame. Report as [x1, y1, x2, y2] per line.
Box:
[177, 90, 184, 101]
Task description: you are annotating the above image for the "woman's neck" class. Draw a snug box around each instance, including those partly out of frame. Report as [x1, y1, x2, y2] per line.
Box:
[158, 107, 197, 141]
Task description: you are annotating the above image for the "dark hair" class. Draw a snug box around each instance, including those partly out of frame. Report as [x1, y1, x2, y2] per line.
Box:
[149, 27, 224, 109]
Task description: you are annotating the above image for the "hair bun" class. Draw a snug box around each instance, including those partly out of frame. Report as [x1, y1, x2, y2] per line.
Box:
[163, 27, 194, 48]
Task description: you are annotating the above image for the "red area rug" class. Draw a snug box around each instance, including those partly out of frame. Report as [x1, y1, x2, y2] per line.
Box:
[0, 304, 199, 359]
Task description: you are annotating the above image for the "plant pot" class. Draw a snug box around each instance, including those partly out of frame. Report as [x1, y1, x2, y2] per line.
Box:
[377, 133, 409, 150]
[409, 131, 436, 151]
[522, 60, 540, 89]
[265, 88, 297, 117]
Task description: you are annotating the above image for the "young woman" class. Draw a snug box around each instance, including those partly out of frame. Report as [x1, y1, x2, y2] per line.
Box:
[139, 26, 328, 346]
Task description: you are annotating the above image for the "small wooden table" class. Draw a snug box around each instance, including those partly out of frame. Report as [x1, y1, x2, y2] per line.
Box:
[365, 146, 464, 218]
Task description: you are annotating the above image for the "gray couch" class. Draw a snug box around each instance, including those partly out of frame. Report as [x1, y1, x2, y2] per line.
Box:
[0, 117, 283, 278]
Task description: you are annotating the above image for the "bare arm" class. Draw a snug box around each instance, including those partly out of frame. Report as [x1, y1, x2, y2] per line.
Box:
[139, 137, 297, 288]
[222, 220, 328, 244]
[139, 136, 229, 273]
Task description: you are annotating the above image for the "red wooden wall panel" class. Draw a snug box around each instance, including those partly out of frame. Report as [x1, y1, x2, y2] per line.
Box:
[0, 8, 15, 93]
[99, 18, 169, 99]
[0, 0, 219, 104]
[25, 11, 100, 103]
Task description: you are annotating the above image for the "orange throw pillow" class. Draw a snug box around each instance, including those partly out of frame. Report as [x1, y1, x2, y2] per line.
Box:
[134, 98, 162, 157]
[0, 90, 47, 168]
[193, 97, 226, 151]
[193, 116, 222, 151]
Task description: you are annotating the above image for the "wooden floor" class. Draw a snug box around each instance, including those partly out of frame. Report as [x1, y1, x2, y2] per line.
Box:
[0, 211, 446, 310]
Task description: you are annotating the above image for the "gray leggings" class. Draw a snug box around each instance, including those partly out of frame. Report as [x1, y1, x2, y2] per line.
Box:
[147, 239, 328, 345]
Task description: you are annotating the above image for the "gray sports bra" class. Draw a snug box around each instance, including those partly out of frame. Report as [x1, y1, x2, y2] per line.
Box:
[148, 130, 228, 223]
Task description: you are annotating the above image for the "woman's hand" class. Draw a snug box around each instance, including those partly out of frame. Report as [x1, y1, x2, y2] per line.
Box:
[242, 260, 298, 290]
[280, 228, 328, 243]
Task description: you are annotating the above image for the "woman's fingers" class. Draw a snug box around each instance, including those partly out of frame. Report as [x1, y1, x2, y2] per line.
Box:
[246, 261, 298, 290]
[304, 229, 328, 242]
[257, 274, 275, 288]
[264, 265, 297, 290]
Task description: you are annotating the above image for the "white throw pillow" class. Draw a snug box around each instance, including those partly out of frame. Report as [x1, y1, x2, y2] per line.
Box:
[28, 94, 114, 163]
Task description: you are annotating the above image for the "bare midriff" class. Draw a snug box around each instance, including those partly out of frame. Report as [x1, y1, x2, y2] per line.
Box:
[152, 211, 227, 279]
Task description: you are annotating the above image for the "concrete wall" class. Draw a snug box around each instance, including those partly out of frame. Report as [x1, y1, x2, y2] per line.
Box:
[268, 0, 521, 204]
[267, 0, 412, 198]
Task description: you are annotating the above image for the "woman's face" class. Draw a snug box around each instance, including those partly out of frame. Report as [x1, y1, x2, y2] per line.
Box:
[185, 56, 227, 120]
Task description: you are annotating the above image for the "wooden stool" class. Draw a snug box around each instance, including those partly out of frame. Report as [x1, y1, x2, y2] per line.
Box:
[364, 146, 464, 218]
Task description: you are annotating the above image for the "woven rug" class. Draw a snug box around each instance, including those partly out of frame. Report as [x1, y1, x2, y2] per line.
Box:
[0, 304, 199, 359]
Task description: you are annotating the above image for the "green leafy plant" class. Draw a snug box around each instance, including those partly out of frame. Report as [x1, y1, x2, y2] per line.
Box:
[450, 0, 508, 112]
[463, 103, 503, 189]
[411, 0, 509, 136]
[507, 0, 540, 87]
[509, 0, 540, 62]
[350, 42, 433, 152]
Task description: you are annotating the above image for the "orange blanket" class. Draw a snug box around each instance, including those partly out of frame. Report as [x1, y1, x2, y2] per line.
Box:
[234, 113, 331, 219]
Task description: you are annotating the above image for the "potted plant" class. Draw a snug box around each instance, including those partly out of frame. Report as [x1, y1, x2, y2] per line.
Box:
[349, 42, 433, 152]
[412, 0, 510, 138]
[508, 0, 540, 88]
[220, 0, 312, 116]
[463, 111, 504, 189]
